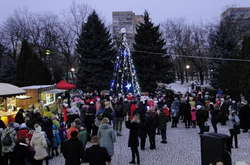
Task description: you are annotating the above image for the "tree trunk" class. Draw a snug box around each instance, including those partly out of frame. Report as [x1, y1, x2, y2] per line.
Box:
[180, 72, 184, 84]
[199, 71, 204, 85]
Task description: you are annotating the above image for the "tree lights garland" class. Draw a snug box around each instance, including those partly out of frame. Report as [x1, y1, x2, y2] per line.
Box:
[110, 28, 141, 96]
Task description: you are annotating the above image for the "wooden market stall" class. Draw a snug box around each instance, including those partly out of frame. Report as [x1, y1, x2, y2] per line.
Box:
[0, 83, 26, 124]
[19, 85, 66, 113]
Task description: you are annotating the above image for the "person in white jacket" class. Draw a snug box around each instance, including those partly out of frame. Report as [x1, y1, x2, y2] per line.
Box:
[30, 124, 48, 165]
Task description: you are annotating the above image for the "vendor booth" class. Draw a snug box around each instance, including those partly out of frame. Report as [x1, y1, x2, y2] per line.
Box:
[20, 85, 66, 108]
[0, 83, 26, 124]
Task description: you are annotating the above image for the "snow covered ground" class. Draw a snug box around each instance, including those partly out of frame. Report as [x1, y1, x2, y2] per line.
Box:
[167, 81, 212, 94]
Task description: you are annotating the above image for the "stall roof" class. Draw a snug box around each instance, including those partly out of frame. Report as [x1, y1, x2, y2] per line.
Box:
[45, 89, 66, 94]
[21, 85, 54, 90]
[0, 83, 26, 97]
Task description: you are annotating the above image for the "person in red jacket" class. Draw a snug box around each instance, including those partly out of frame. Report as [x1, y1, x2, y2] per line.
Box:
[129, 102, 137, 120]
[63, 104, 69, 123]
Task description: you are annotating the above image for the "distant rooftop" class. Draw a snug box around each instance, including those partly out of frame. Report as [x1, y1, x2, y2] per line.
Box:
[222, 7, 250, 19]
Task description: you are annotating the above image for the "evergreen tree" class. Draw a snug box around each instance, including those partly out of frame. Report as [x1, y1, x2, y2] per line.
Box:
[76, 11, 116, 91]
[239, 36, 250, 101]
[0, 44, 16, 83]
[209, 21, 242, 98]
[133, 11, 174, 92]
[16, 40, 52, 86]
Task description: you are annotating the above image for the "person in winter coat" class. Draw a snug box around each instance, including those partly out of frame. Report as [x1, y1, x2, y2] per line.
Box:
[183, 101, 192, 128]
[230, 100, 238, 113]
[146, 109, 159, 149]
[220, 99, 230, 125]
[158, 107, 169, 144]
[0, 120, 6, 165]
[126, 115, 140, 165]
[84, 136, 111, 165]
[171, 98, 180, 128]
[78, 126, 88, 150]
[210, 103, 219, 133]
[239, 101, 250, 133]
[1, 122, 16, 165]
[129, 102, 137, 120]
[16, 123, 30, 143]
[84, 102, 96, 137]
[191, 107, 197, 128]
[15, 109, 25, 124]
[13, 138, 34, 165]
[67, 122, 78, 139]
[113, 100, 125, 136]
[138, 111, 147, 150]
[103, 101, 113, 122]
[51, 124, 61, 157]
[229, 111, 240, 148]
[123, 98, 131, 115]
[196, 105, 208, 134]
[97, 118, 116, 157]
[61, 131, 84, 165]
[30, 124, 48, 165]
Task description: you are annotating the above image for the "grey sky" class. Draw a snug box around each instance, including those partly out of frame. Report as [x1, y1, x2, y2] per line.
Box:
[0, 0, 250, 25]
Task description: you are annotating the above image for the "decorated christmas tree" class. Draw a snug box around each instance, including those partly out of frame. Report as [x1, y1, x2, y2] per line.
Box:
[110, 28, 141, 96]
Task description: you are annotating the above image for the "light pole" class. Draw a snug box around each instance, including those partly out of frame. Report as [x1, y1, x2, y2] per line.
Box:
[185, 65, 190, 83]
[70, 67, 76, 84]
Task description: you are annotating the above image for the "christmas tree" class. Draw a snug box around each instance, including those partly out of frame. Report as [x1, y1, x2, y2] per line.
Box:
[110, 28, 141, 96]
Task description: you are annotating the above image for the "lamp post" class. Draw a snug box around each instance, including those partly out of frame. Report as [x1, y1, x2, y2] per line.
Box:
[70, 67, 76, 84]
[185, 65, 190, 83]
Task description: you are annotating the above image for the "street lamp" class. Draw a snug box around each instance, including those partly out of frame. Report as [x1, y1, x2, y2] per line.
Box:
[185, 65, 190, 83]
[70, 67, 76, 84]
[45, 49, 51, 55]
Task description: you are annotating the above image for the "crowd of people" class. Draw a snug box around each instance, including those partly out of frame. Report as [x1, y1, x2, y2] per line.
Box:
[0, 86, 249, 165]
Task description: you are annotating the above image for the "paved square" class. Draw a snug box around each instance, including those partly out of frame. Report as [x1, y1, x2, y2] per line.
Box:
[51, 122, 250, 165]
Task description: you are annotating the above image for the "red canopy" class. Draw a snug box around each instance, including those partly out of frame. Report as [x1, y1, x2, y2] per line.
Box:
[56, 80, 76, 90]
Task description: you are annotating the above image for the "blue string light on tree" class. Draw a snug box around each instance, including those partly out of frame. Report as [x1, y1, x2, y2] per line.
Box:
[110, 28, 141, 96]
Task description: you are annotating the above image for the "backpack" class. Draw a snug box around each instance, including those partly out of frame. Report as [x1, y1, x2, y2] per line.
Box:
[2, 132, 12, 146]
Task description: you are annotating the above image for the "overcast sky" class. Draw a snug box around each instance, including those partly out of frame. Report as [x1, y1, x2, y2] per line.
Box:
[0, 0, 250, 25]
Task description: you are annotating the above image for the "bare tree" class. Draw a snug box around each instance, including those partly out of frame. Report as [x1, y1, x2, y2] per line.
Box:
[162, 19, 209, 85]
[58, 2, 91, 80]
[0, 2, 91, 82]
[163, 19, 192, 84]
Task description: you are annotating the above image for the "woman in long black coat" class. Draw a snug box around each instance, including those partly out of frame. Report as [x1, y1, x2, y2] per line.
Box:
[125, 115, 140, 165]
[239, 102, 250, 132]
